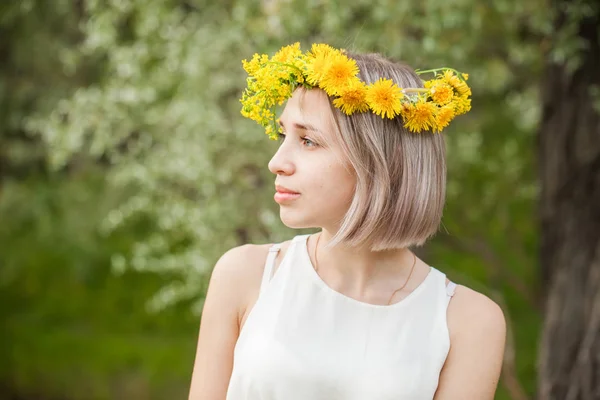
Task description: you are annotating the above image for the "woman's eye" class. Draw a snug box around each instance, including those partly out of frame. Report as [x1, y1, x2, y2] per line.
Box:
[276, 132, 316, 148]
[302, 137, 316, 147]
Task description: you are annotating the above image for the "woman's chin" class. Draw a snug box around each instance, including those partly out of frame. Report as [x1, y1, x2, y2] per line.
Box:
[279, 209, 313, 229]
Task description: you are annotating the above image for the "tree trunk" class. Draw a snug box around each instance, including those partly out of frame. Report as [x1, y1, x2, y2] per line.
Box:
[537, 1, 600, 399]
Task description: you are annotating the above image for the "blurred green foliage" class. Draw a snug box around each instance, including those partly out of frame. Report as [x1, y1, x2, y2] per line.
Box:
[0, 0, 553, 398]
[0, 171, 199, 399]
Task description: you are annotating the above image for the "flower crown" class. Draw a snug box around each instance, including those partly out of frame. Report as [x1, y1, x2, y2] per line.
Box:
[240, 43, 472, 140]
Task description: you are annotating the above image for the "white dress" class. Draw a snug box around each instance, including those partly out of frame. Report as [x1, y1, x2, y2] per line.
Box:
[226, 234, 456, 400]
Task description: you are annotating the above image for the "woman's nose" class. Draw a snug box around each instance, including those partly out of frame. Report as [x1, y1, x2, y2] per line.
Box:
[268, 144, 295, 176]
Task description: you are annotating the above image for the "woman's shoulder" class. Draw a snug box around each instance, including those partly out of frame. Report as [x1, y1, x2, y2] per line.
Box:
[445, 283, 506, 351]
[211, 238, 295, 296]
[214, 236, 295, 275]
[211, 238, 295, 327]
[434, 282, 506, 395]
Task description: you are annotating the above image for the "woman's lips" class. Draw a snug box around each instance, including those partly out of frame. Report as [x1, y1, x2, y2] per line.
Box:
[274, 191, 301, 203]
[274, 185, 301, 203]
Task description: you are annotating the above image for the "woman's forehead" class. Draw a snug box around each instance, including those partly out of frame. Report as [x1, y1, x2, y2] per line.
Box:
[279, 88, 334, 136]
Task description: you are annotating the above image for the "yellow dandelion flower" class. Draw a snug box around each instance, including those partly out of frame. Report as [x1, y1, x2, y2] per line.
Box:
[443, 70, 471, 97]
[305, 44, 339, 85]
[433, 104, 455, 132]
[309, 43, 337, 57]
[442, 70, 461, 88]
[365, 78, 404, 119]
[401, 102, 425, 132]
[427, 82, 454, 106]
[305, 53, 330, 85]
[403, 99, 437, 132]
[455, 81, 471, 97]
[333, 79, 369, 115]
[453, 95, 472, 115]
[318, 53, 360, 96]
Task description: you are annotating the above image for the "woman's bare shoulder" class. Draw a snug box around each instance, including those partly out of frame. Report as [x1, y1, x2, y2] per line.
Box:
[435, 283, 506, 397]
[210, 239, 294, 320]
[213, 239, 293, 281]
[214, 243, 271, 274]
[209, 243, 270, 300]
[446, 283, 506, 342]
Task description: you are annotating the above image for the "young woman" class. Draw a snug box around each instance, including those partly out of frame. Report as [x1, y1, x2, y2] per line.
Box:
[189, 44, 506, 399]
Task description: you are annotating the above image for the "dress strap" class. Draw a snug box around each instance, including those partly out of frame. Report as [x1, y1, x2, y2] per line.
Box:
[260, 243, 282, 294]
[446, 281, 457, 297]
[445, 281, 457, 307]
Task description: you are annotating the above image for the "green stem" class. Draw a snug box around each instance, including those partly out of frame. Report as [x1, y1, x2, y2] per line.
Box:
[415, 67, 466, 80]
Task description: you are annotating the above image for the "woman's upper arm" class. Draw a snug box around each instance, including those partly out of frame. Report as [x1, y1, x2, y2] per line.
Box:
[188, 244, 266, 400]
[434, 287, 507, 400]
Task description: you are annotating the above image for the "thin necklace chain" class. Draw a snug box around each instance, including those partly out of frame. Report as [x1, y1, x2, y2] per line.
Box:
[313, 232, 417, 306]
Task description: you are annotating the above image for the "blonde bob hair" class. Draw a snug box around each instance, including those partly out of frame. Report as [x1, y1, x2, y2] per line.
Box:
[317, 52, 446, 251]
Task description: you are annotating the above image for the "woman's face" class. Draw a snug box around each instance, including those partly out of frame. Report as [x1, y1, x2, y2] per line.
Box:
[268, 88, 356, 230]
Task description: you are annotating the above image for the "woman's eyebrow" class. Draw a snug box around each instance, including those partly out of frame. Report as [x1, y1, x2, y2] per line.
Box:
[279, 119, 322, 134]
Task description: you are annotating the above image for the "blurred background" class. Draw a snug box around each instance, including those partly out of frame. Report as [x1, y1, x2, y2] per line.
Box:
[1, 0, 599, 399]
